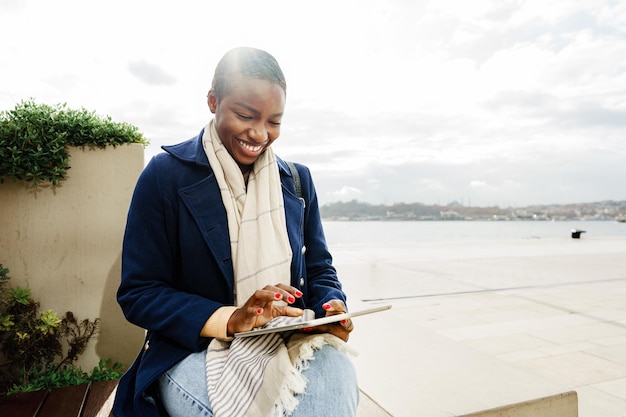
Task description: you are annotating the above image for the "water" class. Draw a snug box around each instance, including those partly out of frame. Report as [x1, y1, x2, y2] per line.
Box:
[322, 220, 626, 246]
[323, 220, 626, 305]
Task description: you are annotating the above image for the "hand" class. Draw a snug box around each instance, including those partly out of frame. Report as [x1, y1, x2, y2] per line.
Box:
[302, 299, 354, 342]
[227, 284, 303, 335]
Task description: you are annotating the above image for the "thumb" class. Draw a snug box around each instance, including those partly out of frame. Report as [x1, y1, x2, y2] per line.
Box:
[273, 306, 304, 318]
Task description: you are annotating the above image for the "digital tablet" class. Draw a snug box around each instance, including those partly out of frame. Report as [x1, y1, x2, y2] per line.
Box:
[234, 304, 392, 338]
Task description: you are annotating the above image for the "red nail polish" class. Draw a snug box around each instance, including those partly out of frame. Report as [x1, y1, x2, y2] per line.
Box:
[322, 303, 331, 310]
[287, 295, 295, 303]
[274, 293, 282, 299]
[341, 319, 348, 325]
[303, 327, 313, 332]
[295, 290, 303, 297]
[257, 308, 263, 314]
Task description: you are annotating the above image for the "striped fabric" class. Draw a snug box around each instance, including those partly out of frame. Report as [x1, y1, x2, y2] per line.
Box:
[206, 316, 303, 417]
[206, 317, 354, 417]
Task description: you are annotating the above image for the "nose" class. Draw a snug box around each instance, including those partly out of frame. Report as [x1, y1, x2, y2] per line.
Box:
[248, 122, 268, 143]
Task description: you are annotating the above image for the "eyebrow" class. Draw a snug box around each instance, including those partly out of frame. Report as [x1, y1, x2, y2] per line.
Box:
[234, 102, 283, 118]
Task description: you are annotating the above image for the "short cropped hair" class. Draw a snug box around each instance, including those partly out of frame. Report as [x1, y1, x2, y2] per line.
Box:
[211, 47, 287, 99]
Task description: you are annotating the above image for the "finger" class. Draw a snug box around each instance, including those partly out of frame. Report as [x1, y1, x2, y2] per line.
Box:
[274, 283, 303, 297]
[262, 285, 300, 304]
[322, 299, 347, 315]
[305, 323, 350, 342]
[249, 306, 265, 316]
[243, 304, 269, 323]
[274, 284, 303, 302]
[340, 318, 354, 332]
[228, 305, 267, 335]
[251, 288, 288, 304]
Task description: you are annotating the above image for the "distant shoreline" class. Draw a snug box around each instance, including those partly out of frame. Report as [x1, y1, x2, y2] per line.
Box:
[322, 217, 626, 222]
[320, 199, 626, 222]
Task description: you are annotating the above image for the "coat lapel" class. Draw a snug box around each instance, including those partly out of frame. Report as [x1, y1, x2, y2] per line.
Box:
[178, 174, 234, 289]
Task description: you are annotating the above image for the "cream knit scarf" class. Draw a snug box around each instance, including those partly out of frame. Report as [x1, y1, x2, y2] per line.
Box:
[202, 120, 349, 417]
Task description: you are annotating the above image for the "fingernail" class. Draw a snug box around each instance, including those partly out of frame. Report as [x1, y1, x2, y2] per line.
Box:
[295, 290, 303, 297]
[341, 319, 348, 325]
[274, 293, 282, 299]
[256, 308, 263, 314]
[303, 327, 313, 332]
[322, 303, 331, 310]
[287, 295, 296, 303]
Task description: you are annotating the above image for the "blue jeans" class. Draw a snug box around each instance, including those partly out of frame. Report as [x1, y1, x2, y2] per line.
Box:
[158, 344, 359, 417]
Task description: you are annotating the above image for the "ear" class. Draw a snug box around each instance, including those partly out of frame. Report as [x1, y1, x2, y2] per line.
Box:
[207, 90, 218, 113]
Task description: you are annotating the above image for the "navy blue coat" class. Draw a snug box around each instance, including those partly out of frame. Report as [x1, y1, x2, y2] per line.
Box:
[112, 129, 346, 417]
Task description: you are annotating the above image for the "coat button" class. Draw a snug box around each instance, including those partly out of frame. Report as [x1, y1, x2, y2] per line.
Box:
[300, 277, 305, 287]
[301, 245, 306, 255]
[144, 340, 150, 351]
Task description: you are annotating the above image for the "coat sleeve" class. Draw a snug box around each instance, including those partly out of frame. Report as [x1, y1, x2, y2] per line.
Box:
[297, 164, 348, 316]
[117, 155, 223, 352]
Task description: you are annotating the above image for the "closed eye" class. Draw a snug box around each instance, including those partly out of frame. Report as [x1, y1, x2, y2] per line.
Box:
[235, 112, 252, 120]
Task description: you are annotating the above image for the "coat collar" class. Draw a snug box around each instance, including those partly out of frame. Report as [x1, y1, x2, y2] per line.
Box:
[162, 128, 211, 168]
[162, 128, 293, 177]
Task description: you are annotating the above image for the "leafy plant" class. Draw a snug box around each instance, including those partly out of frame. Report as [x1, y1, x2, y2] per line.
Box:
[10, 287, 31, 306]
[0, 99, 148, 187]
[60, 311, 100, 366]
[5, 359, 124, 395]
[88, 359, 125, 383]
[0, 264, 123, 394]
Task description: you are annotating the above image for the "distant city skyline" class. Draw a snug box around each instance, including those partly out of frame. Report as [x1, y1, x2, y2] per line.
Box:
[319, 199, 626, 221]
[1, 0, 624, 207]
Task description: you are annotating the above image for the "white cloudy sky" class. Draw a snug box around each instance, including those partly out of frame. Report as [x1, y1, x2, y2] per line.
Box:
[1, 0, 625, 207]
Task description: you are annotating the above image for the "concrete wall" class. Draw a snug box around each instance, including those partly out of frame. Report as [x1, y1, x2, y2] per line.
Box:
[0, 144, 146, 369]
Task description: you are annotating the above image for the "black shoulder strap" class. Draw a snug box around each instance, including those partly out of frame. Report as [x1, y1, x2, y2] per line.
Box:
[286, 161, 302, 199]
[286, 161, 306, 237]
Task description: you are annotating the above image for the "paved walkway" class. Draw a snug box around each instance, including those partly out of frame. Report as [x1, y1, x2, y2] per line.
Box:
[334, 236, 626, 417]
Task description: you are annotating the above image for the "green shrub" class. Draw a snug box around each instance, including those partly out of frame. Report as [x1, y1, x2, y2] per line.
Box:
[5, 359, 124, 395]
[0, 264, 123, 394]
[0, 99, 149, 186]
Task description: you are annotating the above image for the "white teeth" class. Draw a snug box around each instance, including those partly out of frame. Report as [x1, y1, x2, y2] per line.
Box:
[239, 140, 262, 152]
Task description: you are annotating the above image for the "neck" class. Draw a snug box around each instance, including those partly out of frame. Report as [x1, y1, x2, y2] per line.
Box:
[239, 163, 252, 175]
[239, 163, 252, 184]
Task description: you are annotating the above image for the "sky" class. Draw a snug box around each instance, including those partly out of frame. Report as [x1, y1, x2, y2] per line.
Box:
[1, 0, 625, 207]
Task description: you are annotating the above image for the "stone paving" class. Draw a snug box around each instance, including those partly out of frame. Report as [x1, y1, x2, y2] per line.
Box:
[334, 236, 626, 417]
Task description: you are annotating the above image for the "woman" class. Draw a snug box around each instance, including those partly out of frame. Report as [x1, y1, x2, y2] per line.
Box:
[112, 47, 358, 417]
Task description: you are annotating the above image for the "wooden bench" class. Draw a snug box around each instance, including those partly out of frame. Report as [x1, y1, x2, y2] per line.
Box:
[0, 381, 392, 417]
[0, 380, 117, 417]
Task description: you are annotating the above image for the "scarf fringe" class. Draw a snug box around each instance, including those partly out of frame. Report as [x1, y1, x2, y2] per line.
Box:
[273, 360, 306, 416]
[272, 334, 358, 417]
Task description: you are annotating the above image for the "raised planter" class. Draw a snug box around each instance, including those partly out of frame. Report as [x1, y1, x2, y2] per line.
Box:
[0, 144, 146, 368]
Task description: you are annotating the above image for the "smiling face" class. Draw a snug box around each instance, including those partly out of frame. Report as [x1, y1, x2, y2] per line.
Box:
[208, 76, 286, 169]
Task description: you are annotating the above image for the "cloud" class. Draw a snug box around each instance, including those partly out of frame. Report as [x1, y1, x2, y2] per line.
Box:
[0, 0, 23, 12]
[418, 179, 445, 192]
[327, 186, 364, 203]
[470, 180, 488, 188]
[309, 145, 625, 207]
[128, 61, 177, 86]
[1, 0, 624, 208]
